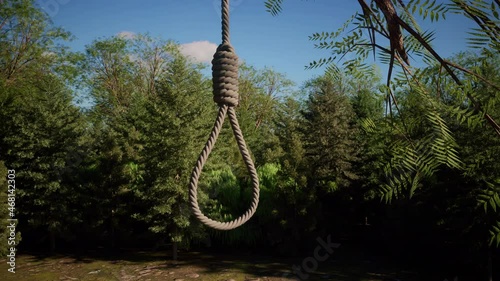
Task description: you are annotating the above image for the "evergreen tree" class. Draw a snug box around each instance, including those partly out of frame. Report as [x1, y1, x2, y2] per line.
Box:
[302, 75, 360, 192]
[0, 74, 87, 252]
[0, 0, 87, 252]
[78, 35, 147, 248]
[136, 44, 213, 258]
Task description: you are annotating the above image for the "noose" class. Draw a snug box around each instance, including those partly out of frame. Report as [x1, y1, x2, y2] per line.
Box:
[188, 0, 260, 230]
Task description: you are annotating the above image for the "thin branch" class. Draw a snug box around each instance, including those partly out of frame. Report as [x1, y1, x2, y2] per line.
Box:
[436, 64, 443, 100]
[358, 25, 388, 38]
[444, 60, 500, 91]
[357, 0, 390, 38]
[355, 0, 500, 136]
[394, 15, 500, 136]
[0, 18, 7, 31]
[459, 5, 500, 44]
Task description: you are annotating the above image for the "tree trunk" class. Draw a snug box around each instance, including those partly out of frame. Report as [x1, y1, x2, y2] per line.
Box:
[49, 230, 56, 254]
[111, 209, 115, 249]
[172, 241, 178, 261]
[487, 248, 493, 281]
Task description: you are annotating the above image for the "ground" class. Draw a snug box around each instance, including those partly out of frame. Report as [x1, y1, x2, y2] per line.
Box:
[0, 248, 429, 281]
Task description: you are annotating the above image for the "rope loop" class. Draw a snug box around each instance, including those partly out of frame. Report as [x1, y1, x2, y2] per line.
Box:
[188, 106, 260, 230]
[212, 43, 239, 107]
[188, 0, 259, 231]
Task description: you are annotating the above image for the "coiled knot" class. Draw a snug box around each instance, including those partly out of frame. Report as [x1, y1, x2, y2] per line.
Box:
[212, 43, 239, 107]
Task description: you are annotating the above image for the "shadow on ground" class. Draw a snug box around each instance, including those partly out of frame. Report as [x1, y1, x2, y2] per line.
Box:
[0, 244, 444, 281]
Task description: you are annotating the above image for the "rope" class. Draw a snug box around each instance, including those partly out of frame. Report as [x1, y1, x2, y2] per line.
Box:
[188, 0, 260, 231]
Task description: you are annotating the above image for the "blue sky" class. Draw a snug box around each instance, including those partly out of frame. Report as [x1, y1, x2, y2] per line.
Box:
[37, 0, 476, 89]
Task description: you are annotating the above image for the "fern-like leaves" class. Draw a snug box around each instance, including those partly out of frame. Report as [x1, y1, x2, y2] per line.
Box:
[449, 0, 500, 52]
[264, 0, 284, 16]
[490, 221, 500, 247]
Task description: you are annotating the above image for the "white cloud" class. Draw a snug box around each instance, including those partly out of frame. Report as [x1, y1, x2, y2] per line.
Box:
[179, 41, 218, 63]
[116, 31, 136, 40]
[42, 51, 56, 57]
[127, 53, 140, 63]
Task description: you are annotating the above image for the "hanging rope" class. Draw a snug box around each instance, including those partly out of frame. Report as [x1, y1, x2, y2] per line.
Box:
[188, 0, 260, 231]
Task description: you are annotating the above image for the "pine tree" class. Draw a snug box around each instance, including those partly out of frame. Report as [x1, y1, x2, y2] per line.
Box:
[136, 44, 213, 258]
[0, 75, 87, 252]
[302, 75, 360, 192]
[0, 0, 86, 252]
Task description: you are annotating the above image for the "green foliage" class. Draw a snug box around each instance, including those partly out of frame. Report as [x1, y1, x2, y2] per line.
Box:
[79, 36, 137, 113]
[478, 180, 500, 213]
[3, 2, 500, 274]
[376, 83, 463, 202]
[490, 221, 500, 247]
[449, 0, 500, 52]
[405, 0, 449, 22]
[229, 64, 294, 167]
[301, 74, 360, 191]
[135, 42, 213, 246]
[264, 0, 285, 16]
[266, 1, 500, 262]
[434, 51, 500, 248]
[0, 72, 87, 250]
[0, 0, 90, 252]
[0, 0, 72, 83]
[264, 0, 500, 208]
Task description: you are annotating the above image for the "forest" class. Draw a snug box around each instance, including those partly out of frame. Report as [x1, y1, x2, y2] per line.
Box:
[0, 0, 499, 280]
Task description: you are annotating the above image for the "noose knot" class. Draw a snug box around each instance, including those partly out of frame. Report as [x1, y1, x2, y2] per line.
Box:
[212, 43, 239, 107]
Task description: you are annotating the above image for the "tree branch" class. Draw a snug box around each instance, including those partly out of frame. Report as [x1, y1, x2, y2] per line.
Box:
[444, 59, 500, 91]
[393, 14, 500, 136]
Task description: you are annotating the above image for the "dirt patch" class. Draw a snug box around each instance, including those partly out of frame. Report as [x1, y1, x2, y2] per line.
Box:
[0, 250, 424, 281]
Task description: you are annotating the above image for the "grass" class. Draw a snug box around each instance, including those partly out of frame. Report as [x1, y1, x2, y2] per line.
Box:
[0, 247, 429, 281]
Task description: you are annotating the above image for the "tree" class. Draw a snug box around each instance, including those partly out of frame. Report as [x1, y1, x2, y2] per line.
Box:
[78, 35, 148, 249]
[0, 0, 87, 253]
[218, 64, 294, 171]
[0, 74, 87, 252]
[367, 50, 500, 278]
[0, 0, 71, 84]
[254, 97, 316, 255]
[301, 75, 360, 192]
[190, 65, 296, 251]
[79, 36, 138, 115]
[136, 43, 213, 259]
[263, 0, 500, 202]
[449, 51, 500, 280]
